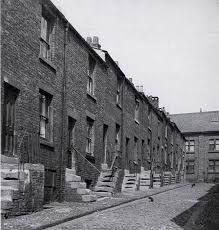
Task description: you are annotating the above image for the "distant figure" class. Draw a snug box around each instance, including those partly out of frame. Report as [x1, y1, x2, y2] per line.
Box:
[148, 196, 154, 202]
[191, 183, 196, 188]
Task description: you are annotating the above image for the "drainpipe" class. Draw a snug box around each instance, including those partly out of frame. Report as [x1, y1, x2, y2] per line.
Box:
[121, 77, 125, 169]
[59, 22, 69, 202]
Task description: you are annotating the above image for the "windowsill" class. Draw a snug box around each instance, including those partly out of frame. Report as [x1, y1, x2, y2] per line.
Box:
[116, 103, 122, 110]
[40, 138, 54, 149]
[85, 153, 95, 163]
[208, 150, 219, 153]
[87, 92, 97, 102]
[186, 173, 195, 175]
[208, 172, 219, 174]
[135, 119, 139, 125]
[39, 55, 56, 72]
[186, 152, 195, 154]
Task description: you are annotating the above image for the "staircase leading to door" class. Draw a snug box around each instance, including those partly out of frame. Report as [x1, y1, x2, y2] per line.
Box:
[122, 170, 139, 193]
[65, 168, 97, 202]
[94, 167, 119, 198]
[1, 156, 27, 217]
[139, 169, 151, 191]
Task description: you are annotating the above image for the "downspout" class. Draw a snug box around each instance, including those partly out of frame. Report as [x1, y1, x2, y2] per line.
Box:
[121, 76, 125, 169]
[59, 22, 69, 201]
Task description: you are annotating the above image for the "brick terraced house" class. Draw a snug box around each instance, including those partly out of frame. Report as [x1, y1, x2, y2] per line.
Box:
[171, 111, 219, 183]
[1, 0, 185, 216]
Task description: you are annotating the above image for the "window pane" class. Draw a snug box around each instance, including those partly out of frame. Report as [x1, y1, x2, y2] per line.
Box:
[190, 146, 194, 152]
[190, 140, 194, 146]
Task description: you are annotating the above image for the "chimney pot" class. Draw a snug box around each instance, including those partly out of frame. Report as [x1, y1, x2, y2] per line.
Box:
[86, 37, 92, 45]
[129, 78, 133, 83]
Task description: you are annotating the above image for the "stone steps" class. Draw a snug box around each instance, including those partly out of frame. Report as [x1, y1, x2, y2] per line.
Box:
[94, 168, 118, 198]
[122, 172, 139, 193]
[65, 168, 97, 202]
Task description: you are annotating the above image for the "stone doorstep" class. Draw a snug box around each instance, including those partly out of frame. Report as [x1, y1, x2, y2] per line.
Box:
[1, 186, 17, 197]
[96, 181, 115, 187]
[1, 180, 23, 190]
[77, 188, 91, 195]
[1, 170, 27, 180]
[65, 174, 81, 182]
[1, 164, 20, 170]
[95, 191, 112, 198]
[139, 187, 150, 191]
[68, 182, 86, 189]
[0, 197, 12, 210]
[94, 186, 114, 193]
[1, 155, 19, 164]
[81, 194, 97, 202]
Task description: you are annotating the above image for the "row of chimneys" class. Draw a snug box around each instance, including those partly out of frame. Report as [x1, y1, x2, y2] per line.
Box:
[86, 36, 101, 49]
[86, 36, 163, 111]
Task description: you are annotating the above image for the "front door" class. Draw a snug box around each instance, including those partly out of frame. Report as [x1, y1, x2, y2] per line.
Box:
[67, 117, 76, 169]
[2, 84, 18, 157]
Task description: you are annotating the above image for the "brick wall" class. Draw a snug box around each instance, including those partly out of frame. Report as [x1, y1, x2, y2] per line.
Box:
[1, 0, 186, 205]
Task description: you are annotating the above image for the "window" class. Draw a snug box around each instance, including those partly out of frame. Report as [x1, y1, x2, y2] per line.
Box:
[208, 160, 219, 173]
[87, 55, 96, 95]
[40, 7, 55, 62]
[186, 140, 195, 153]
[158, 121, 161, 138]
[148, 106, 151, 126]
[86, 117, 94, 155]
[209, 139, 219, 151]
[115, 124, 121, 152]
[116, 77, 122, 106]
[186, 160, 195, 174]
[165, 125, 168, 138]
[39, 90, 53, 141]
[2, 83, 19, 156]
[135, 98, 140, 122]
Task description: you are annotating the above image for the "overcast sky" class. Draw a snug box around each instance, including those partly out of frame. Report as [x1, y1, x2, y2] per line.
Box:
[52, 0, 219, 114]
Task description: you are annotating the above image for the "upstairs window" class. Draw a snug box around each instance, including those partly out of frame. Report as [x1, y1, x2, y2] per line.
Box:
[148, 106, 152, 126]
[116, 77, 122, 106]
[39, 90, 53, 142]
[186, 140, 195, 153]
[86, 117, 94, 155]
[115, 124, 121, 152]
[87, 55, 96, 96]
[135, 98, 140, 122]
[165, 125, 168, 138]
[40, 7, 55, 62]
[209, 139, 219, 151]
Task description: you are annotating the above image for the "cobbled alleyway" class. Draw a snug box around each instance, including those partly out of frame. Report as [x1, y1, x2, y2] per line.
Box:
[47, 183, 215, 230]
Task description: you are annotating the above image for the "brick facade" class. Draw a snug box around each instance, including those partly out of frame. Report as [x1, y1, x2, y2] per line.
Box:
[1, 0, 185, 211]
[171, 111, 219, 183]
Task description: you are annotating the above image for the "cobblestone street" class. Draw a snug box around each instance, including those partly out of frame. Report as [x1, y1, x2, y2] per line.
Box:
[47, 183, 214, 230]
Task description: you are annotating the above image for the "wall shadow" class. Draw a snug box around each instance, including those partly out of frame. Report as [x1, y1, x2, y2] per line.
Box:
[171, 184, 219, 230]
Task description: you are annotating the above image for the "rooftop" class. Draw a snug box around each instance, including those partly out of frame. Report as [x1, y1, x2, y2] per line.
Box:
[170, 111, 219, 134]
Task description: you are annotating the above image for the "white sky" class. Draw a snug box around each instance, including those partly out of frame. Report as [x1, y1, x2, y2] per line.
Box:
[52, 0, 219, 114]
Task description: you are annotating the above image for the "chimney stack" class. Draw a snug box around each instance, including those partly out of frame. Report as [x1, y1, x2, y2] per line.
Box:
[92, 36, 101, 49]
